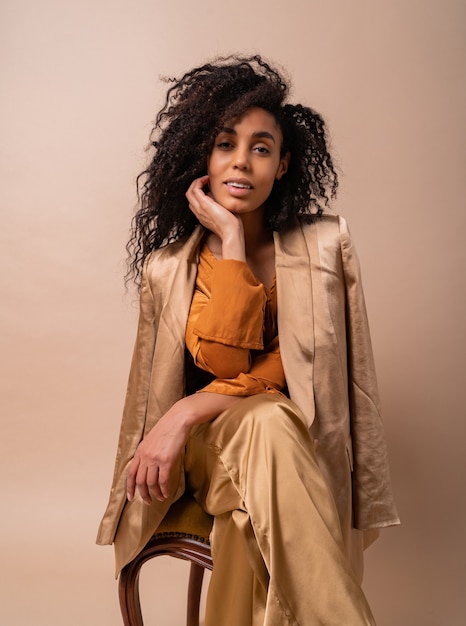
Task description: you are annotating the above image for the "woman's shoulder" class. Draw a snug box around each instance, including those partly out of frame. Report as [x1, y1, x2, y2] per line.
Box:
[296, 212, 351, 247]
[145, 226, 205, 273]
[298, 212, 348, 232]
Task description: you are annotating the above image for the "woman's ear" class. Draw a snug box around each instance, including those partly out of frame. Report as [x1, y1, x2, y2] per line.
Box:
[276, 152, 290, 180]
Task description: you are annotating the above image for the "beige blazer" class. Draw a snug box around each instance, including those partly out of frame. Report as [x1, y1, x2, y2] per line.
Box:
[97, 214, 400, 575]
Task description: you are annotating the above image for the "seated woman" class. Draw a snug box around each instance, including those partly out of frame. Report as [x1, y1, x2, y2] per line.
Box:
[97, 55, 399, 625]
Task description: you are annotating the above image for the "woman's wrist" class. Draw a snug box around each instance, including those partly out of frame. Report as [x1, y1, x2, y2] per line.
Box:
[221, 229, 246, 261]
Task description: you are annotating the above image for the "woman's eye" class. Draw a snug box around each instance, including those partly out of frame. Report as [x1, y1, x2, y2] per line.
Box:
[217, 141, 232, 149]
[254, 145, 270, 154]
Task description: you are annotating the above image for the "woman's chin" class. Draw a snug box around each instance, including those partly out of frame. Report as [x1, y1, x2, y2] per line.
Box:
[222, 199, 264, 216]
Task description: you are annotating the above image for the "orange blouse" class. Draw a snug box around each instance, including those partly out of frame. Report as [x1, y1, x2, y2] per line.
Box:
[185, 243, 286, 396]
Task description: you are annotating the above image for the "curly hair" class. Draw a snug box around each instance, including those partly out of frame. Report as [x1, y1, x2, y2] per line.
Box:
[127, 55, 338, 286]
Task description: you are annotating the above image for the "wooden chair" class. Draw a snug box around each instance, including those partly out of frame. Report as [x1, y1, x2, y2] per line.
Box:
[118, 493, 214, 626]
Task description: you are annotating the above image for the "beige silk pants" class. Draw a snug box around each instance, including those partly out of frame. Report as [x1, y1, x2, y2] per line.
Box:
[184, 393, 375, 626]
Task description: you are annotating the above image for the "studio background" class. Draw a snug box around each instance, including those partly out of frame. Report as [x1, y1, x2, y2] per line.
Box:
[1, 1, 465, 624]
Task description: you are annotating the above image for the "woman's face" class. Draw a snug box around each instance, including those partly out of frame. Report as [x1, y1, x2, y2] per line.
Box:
[207, 107, 289, 217]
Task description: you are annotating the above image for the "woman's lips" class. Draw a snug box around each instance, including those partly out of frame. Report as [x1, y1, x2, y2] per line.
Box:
[225, 177, 253, 187]
[224, 178, 253, 196]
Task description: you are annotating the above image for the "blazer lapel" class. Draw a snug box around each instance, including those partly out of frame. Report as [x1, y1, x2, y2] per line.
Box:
[145, 226, 205, 431]
[274, 224, 316, 427]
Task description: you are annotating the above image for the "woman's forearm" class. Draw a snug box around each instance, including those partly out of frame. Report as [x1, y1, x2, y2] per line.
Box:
[173, 392, 243, 431]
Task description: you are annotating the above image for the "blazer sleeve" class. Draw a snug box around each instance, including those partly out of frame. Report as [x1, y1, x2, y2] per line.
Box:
[339, 216, 400, 529]
[96, 259, 158, 545]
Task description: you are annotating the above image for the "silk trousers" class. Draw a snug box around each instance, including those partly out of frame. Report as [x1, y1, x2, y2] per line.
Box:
[185, 393, 375, 626]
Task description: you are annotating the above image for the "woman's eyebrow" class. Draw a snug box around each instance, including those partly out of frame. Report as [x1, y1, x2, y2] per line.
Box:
[253, 131, 276, 143]
[220, 127, 276, 143]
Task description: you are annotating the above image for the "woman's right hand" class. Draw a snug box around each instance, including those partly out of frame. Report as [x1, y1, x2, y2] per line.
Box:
[186, 175, 246, 260]
[126, 404, 191, 505]
[126, 393, 241, 505]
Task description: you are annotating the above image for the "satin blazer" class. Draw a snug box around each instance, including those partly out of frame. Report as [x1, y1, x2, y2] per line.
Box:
[97, 214, 399, 575]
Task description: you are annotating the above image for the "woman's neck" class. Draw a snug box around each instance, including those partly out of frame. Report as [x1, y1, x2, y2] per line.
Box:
[240, 211, 275, 289]
[240, 208, 273, 255]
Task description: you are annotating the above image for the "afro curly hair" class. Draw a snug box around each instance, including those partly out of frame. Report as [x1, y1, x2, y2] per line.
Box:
[127, 55, 338, 286]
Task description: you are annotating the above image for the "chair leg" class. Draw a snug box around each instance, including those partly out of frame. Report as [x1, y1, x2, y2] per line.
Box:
[119, 562, 144, 626]
[186, 562, 205, 626]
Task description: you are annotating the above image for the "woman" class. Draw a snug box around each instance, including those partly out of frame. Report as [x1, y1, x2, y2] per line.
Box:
[97, 55, 399, 624]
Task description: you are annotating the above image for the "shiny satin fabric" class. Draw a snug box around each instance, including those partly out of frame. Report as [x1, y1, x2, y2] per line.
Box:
[96, 214, 399, 577]
[185, 393, 376, 625]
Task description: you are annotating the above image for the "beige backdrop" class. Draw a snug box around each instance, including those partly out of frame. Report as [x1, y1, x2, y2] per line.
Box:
[1, 0, 465, 624]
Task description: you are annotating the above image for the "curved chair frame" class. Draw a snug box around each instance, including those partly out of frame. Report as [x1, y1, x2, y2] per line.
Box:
[119, 535, 213, 626]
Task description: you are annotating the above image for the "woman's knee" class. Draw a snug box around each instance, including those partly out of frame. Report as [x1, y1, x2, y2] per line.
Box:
[239, 394, 310, 444]
[194, 393, 313, 455]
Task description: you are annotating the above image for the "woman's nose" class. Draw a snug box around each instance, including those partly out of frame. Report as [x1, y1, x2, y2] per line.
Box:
[232, 148, 250, 170]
